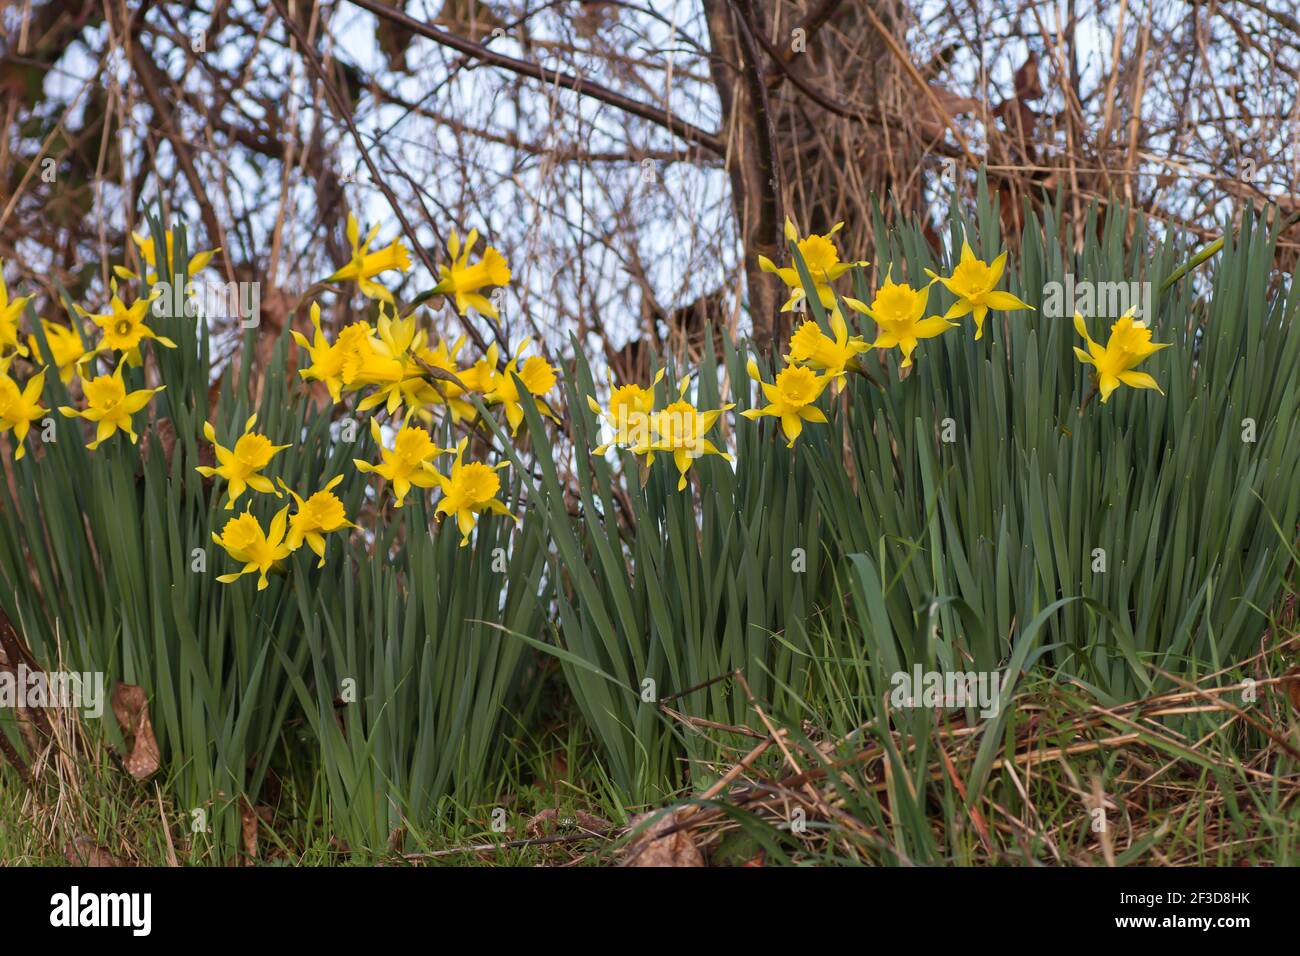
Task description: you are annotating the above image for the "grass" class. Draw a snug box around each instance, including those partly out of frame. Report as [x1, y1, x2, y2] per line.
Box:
[5, 598, 1297, 866]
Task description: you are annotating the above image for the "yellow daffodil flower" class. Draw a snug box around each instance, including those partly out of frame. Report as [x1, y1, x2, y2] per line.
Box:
[457, 346, 498, 395]
[212, 507, 293, 591]
[484, 338, 559, 434]
[925, 240, 1033, 340]
[419, 335, 478, 422]
[0, 367, 47, 460]
[330, 322, 392, 389]
[0, 261, 30, 361]
[277, 475, 356, 567]
[850, 271, 956, 370]
[432, 228, 511, 320]
[353, 417, 447, 508]
[431, 437, 516, 546]
[114, 229, 219, 283]
[356, 308, 440, 415]
[1073, 309, 1169, 403]
[586, 367, 663, 454]
[326, 213, 411, 303]
[292, 303, 348, 403]
[291, 305, 394, 402]
[632, 378, 734, 490]
[740, 358, 830, 447]
[195, 414, 289, 509]
[28, 319, 89, 383]
[407, 341, 493, 427]
[75, 280, 176, 366]
[785, 306, 869, 394]
[758, 218, 868, 312]
[58, 363, 163, 450]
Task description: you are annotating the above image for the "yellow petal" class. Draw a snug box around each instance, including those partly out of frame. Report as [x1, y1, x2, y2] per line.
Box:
[983, 291, 1032, 312]
[780, 413, 803, 445]
[1118, 370, 1162, 393]
[1098, 373, 1121, 403]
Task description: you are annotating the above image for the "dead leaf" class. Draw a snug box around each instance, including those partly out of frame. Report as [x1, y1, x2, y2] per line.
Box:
[1014, 52, 1043, 102]
[376, 0, 416, 73]
[111, 683, 161, 781]
[574, 2, 618, 38]
[1282, 666, 1300, 711]
[240, 801, 273, 868]
[387, 826, 407, 852]
[622, 809, 704, 867]
[914, 85, 983, 141]
[64, 836, 129, 867]
[435, 0, 504, 40]
[412, 355, 467, 391]
[526, 808, 613, 837]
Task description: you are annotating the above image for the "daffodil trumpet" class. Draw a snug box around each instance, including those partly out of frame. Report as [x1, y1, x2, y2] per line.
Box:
[1072, 308, 1169, 405]
[212, 506, 293, 590]
[57, 362, 164, 450]
[924, 239, 1033, 340]
[0, 260, 31, 362]
[195, 413, 290, 509]
[0, 364, 47, 460]
[741, 358, 830, 447]
[431, 437, 517, 546]
[484, 338, 560, 434]
[277, 475, 356, 567]
[785, 305, 870, 395]
[325, 213, 412, 303]
[759, 217, 868, 313]
[352, 416, 448, 508]
[430, 228, 512, 321]
[73, 280, 175, 367]
[586, 367, 664, 454]
[113, 229, 219, 284]
[630, 377, 734, 491]
[848, 269, 957, 372]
